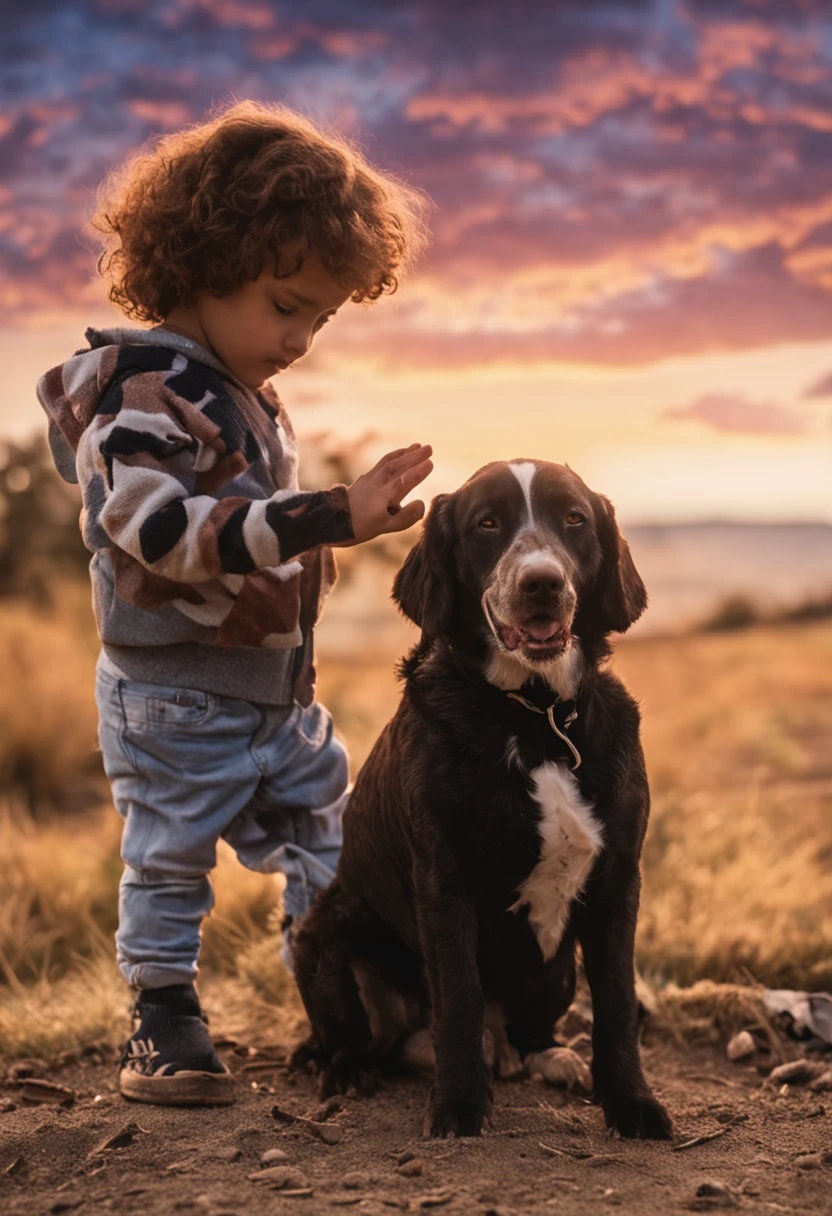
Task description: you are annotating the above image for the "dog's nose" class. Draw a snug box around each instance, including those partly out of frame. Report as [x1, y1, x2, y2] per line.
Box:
[518, 564, 564, 597]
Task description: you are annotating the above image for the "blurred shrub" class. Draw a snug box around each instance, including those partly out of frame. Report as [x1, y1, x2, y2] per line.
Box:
[700, 594, 761, 632]
[0, 588, 102, 811]
[0, 435, 90, 602]
[782, 592, 832, 623]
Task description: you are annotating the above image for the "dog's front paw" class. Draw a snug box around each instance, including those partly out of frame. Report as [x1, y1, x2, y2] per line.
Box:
[425, 1080, 493, 1138]
[319, 1047, 377, 1100]
[289, 1034, 326, 1075]
[601, 1090, 672, 1140]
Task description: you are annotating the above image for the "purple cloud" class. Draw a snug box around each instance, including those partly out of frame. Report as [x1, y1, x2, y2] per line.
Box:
[2, 0, 832, 374]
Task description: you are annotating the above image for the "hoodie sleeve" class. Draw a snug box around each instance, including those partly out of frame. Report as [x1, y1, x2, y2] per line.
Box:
[76, 370, 353, 584]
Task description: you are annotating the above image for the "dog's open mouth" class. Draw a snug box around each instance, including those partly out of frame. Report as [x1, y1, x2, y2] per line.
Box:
[485, 601, 571, 658]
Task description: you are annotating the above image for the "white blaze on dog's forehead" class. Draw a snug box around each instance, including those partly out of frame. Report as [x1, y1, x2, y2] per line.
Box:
[508, 461, 538, 523]
[510, 762, 603, 962]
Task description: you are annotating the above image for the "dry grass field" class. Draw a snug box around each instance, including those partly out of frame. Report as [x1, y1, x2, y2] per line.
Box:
[0, 590, 831, 1064]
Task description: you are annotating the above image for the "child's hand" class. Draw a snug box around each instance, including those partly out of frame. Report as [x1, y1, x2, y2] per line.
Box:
[345, 444, 433, 544]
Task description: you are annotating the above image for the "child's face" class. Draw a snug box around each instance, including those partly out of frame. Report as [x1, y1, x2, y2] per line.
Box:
[175, 250, 353, 391]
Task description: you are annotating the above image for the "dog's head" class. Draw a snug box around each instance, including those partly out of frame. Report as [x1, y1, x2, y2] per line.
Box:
[393, 460, 646, 681]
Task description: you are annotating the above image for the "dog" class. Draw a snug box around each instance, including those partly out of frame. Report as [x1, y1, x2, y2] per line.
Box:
[292, 459, 672, 1141]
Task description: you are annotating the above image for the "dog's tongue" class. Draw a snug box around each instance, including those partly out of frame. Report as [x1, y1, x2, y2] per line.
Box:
[525, 618, 559, 642]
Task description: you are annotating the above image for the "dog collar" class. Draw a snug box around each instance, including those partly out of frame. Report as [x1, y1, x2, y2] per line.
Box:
[505, 691, 581, 771]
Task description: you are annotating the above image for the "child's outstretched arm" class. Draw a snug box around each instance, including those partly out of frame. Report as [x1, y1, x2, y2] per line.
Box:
[76, 372, 431, 583]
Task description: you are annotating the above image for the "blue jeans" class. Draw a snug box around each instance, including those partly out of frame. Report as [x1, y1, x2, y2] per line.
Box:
[95, 663, 348, 989]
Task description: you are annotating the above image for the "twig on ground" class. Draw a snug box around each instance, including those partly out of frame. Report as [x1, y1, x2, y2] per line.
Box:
[672, 1115, 746, 1152]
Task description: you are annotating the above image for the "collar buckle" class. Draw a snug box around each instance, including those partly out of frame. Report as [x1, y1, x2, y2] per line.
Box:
[506, 691, 582, 771]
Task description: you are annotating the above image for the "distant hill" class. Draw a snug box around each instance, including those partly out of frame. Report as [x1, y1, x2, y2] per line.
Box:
[627, 522, 832, 635]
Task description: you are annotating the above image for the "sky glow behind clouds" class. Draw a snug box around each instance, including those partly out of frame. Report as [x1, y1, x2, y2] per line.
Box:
[2, 0, 831, 520]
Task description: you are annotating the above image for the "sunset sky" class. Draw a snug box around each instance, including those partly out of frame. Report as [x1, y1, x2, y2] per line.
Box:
[2, 0, 832, 522]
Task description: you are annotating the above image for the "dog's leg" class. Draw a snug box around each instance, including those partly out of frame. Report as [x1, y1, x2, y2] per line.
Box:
[291, 887, 376, 1099]
[414, 853, 493, 1138]
[506, 936, 577, 1059]
[504, 938, 592, 1089]
[576, 863, 672, 1140]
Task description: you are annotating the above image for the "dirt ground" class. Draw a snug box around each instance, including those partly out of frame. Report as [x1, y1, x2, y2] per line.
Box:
[2, 1027, 831, 1216]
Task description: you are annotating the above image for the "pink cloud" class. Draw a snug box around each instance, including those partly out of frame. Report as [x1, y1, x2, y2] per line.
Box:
[801, 370, 832, 398]
[662, 393, 808, 435]
[128, 100, 193, 128]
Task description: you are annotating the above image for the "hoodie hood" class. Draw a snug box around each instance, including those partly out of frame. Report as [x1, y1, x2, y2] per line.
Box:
[36, 325, 246, 484]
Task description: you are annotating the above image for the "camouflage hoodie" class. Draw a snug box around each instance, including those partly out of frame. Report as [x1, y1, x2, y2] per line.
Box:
[37, 325, 353, 706]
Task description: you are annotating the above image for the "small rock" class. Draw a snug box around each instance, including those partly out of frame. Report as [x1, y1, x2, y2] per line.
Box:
[312, 1121, 343, 1145]
[260, 1148, 290, 1165]
[342, 1171, 370, 1190]
[795, 1151, 832, 1170]
[5, 1155, 25, 1178]
[397, 1158, 425, 1178]
[808, 1068, 832, 1092]
[400, 1028, 435, 1076]
[726, 1031, 755, 1062]
[397, 1150, 416, 1166]
[418, 1190, 455, 1208]
[216, 1146, 242, 1162]
[688, 1180, 737, 1210]
[525, 1047, 592, 1092]
[0, 1099, 16, 1113]
[697, 1182, 732, 1199]
[248, 1165, 309, 1189]
[768, 1060, 826, 1086]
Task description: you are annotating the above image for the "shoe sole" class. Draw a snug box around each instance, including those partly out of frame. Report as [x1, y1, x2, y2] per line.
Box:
[119, 1067, 235, 1107]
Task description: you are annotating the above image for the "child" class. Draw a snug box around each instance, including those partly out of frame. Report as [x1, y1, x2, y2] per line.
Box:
[36, 100, 432, 1107]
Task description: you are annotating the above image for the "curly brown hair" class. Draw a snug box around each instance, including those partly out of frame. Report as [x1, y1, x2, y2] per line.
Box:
[91, 100, 429, 323]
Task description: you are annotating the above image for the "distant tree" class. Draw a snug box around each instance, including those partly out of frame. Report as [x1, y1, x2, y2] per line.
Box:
[0, 434, 90, 602]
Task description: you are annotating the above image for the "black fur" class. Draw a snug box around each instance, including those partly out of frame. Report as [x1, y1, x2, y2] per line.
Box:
[293, 461, 671, 1141]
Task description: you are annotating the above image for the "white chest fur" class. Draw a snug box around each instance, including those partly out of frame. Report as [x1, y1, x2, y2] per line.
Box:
[510, 762, 603, 960]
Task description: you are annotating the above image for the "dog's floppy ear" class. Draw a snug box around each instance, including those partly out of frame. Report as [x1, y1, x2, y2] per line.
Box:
[392, 493, 456, 635]
[591, 494, 647, 634]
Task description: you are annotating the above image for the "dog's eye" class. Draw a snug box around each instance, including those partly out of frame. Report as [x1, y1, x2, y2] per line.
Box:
[478, 516, 499, 531]
[566, 511, 585, 526]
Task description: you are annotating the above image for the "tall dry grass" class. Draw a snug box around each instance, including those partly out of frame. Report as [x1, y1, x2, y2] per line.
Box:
[0, 585, 102, 808]
[1, 592, 830, 1061]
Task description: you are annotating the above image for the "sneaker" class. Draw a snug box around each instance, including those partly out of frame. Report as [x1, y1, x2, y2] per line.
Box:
[119, 983, 234, 1106]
